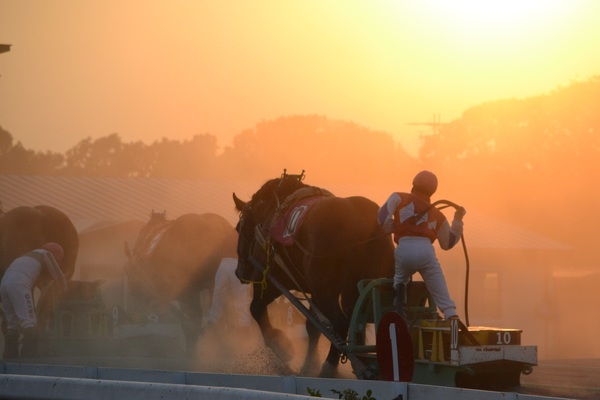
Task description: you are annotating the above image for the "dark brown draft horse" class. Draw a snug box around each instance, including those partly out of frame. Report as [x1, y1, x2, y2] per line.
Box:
[0, 205, 79, 281]
[233, 171, 395, 377]
[124, 211, 238, 350]
[0, 205, 79, 338]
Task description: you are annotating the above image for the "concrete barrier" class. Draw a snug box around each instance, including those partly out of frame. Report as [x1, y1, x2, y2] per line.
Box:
[0, 362, 565, 400]
[0, 374, 317, 400]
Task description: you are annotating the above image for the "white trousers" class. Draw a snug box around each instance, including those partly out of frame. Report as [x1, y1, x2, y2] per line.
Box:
[394, 237, 457, 319]
[208, 258, 252, 327]
[0, 256, 42, 332]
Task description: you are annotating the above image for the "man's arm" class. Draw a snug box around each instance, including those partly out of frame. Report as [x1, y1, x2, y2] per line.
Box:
[43, 251, 68, 291]
[378, 193, 401, 233]
[437, 207, 466, 250]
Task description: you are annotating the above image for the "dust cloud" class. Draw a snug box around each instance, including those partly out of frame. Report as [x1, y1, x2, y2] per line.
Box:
[55, 232, 341, 377]
[12, 116, 597, 375]
[69, 159, 598, 368]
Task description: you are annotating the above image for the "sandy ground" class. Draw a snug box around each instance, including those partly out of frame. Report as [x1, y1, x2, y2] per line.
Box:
[190, 324, 600, 400]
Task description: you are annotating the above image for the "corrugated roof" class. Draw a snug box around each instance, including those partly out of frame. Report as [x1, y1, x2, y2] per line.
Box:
[0, 174, 259, 232]
[0, 174, 571, 250]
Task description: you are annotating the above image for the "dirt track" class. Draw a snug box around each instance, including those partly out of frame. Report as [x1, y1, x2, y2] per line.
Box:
[519, 359, 600, 400]
[7, 324, 600, 400]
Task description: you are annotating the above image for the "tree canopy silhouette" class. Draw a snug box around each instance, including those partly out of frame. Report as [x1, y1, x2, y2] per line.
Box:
[0, 126, 64, 175]
[218, 115, 416, 184]
[419, 76, 600, 250]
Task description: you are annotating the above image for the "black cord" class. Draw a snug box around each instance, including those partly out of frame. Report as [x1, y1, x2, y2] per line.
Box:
[460, 234, 470, 327]
[429, 200, 470, 327]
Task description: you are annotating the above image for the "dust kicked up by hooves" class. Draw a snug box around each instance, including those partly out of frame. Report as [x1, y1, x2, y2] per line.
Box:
[192, 323, 299, 376]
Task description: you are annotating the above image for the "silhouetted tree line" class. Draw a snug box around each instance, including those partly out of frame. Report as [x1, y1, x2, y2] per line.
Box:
[0, 129, 221, 179]
[0, 77, 600, 187]
[0, 116, 418, 184]
[2, 76, 599, 185]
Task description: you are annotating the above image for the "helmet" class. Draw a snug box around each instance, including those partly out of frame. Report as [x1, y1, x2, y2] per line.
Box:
[41, 242, 64, 264]
[412, 170, 438, 196]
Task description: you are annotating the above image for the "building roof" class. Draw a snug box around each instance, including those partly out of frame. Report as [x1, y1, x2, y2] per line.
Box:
[0, 174, 258, 233]
[0, 174, 571, 250]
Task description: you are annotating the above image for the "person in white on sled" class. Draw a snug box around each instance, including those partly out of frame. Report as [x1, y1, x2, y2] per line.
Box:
[0, 242, 67, 359]
[207, 257, 252, 331]
[378, 170, 466, 320]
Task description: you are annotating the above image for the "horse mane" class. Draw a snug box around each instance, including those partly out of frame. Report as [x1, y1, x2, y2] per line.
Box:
[251, 177, 302, 203]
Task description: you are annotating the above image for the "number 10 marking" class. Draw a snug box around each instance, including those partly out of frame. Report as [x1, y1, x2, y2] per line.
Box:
[496, 331, 512, 344]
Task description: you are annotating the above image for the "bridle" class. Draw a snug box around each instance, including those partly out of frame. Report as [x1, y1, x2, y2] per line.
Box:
[235, 171, 306, 293]
[238, 170, 306, 254]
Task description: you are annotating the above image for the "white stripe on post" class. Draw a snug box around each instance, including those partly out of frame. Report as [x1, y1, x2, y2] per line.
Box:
[389, 323, 399, 381]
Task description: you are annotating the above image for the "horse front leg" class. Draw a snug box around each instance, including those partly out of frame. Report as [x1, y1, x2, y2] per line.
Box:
[179, 287, 203, 352]
[317, 290, 356, 378]
[251, 285, 294, 363]
[300, 311, 322, 376]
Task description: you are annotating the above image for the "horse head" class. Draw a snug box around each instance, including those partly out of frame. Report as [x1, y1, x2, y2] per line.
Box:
[124, 210, 169, 292]
[232, 170, 307, 281]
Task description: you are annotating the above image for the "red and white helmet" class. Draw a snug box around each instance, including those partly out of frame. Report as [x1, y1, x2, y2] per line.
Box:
[42, 242, 64, 264]
[412, 170, 438, 196]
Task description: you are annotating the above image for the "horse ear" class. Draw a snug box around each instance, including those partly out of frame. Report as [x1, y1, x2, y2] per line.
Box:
[232, 193, 247, 212]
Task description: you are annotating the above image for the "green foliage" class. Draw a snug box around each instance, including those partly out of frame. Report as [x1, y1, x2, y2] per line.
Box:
[306, 387, 376, 400]
[331, 388, 375, 400]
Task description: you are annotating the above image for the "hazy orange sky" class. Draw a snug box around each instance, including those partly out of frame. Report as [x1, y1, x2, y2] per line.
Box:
[1, 1, 599, 156]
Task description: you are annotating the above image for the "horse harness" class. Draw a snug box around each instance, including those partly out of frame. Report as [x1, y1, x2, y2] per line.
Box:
[247, 185, 332, 291]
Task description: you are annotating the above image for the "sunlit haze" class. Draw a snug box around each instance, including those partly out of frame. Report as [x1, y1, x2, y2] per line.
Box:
[0, 1, 598, 155]
[1, 2, 600, 391]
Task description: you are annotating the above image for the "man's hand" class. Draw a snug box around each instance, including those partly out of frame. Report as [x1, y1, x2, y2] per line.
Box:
[454, 206, 466, 221]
